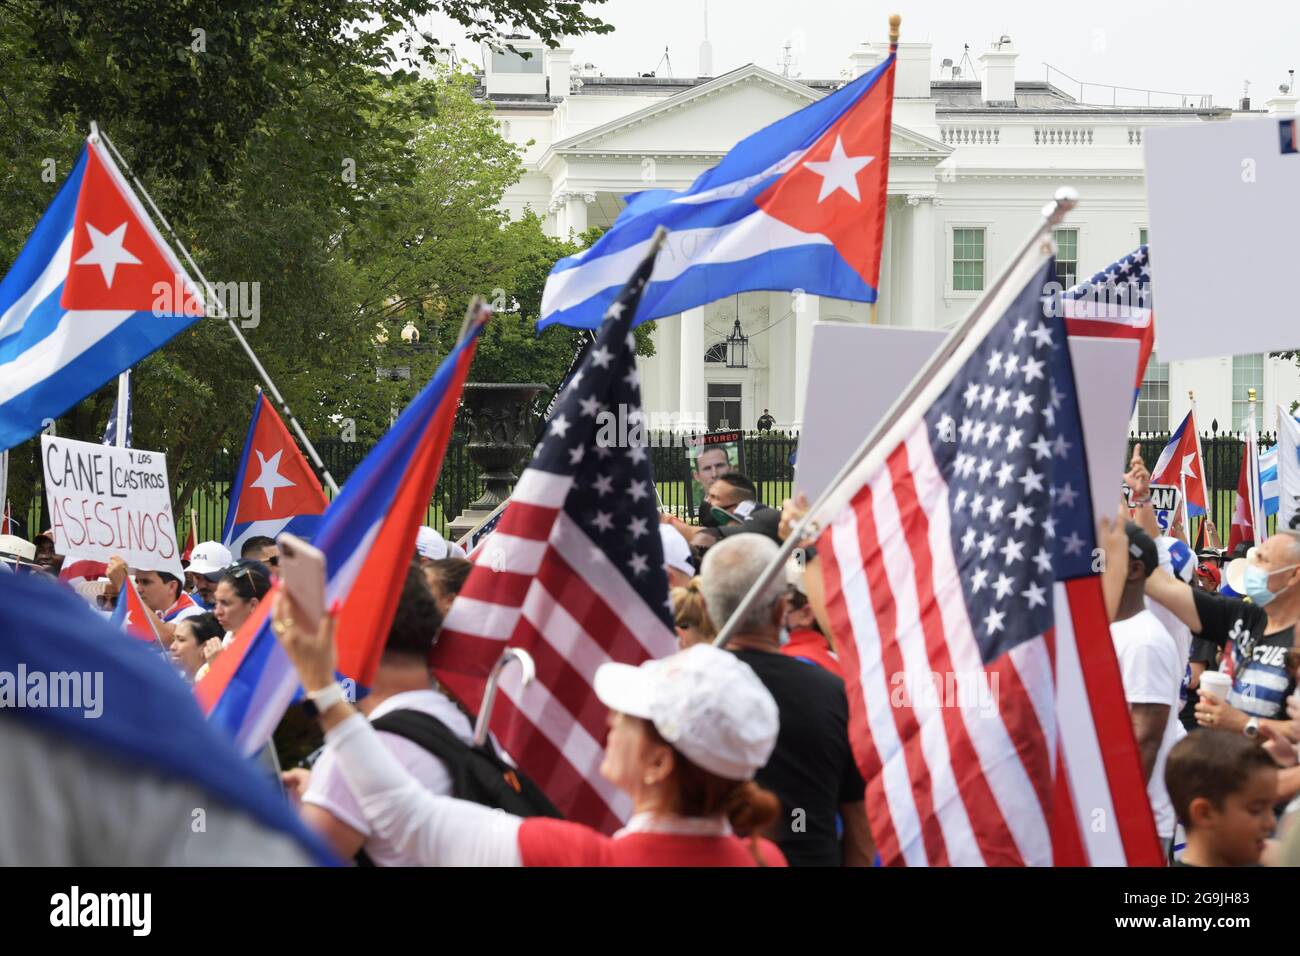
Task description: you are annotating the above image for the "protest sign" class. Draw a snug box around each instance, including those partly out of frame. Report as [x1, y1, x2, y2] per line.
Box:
[1122, 482, 1179, 532]
[793, 325, 1137, 528]
[1144, 115, 1300, 361]
[41, 435, 183, 576]
[685, 430, 744, 518]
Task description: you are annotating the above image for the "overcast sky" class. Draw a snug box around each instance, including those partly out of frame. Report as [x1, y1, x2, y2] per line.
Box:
[422, 0, 1298, 109]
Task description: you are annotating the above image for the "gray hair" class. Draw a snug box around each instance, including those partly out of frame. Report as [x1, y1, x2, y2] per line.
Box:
[699, 533, 785, 638]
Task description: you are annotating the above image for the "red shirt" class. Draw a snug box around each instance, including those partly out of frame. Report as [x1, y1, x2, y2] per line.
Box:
[780, 629, 843, 678]
[518, 818, 787, 867]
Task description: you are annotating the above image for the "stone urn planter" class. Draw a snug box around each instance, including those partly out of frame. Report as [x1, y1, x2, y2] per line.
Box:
[447, 382, 547, 540]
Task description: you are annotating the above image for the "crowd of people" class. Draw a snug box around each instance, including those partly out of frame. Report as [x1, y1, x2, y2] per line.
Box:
[2, 438, 1299, 869]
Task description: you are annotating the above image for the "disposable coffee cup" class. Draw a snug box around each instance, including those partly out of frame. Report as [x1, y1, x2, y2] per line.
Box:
[1199, 671, 1232, 703]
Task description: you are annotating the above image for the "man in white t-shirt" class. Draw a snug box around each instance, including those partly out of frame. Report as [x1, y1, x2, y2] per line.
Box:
[1112, 523, 1184, 849]
[284, 562, 474, 866]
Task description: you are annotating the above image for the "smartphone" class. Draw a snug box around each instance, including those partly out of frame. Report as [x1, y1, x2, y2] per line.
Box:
[276, 533, 326, 634]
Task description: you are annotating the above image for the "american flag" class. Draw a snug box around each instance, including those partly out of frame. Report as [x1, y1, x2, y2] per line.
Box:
[431, 236, 678, 832]
[1062, 245, 1154, 398]
[811, 249, 1163, 866]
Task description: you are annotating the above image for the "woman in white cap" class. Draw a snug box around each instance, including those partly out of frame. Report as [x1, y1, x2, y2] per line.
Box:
[270, 594, 786, 866]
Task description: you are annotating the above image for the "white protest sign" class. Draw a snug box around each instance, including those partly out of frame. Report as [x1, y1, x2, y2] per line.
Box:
[794, 324, 1137, 531]
[796, 325, 945, 501]
[41, 435, 183, 576]
[1144, 115, 1300, 362]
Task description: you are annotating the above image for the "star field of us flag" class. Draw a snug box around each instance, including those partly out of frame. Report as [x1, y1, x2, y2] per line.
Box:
[432, 234, 678, 833]
[809, 241, 1163, 867]
[1061, 245, 1153, 399]
[0, 132, 205, 451]
[538, 50, 896, 331]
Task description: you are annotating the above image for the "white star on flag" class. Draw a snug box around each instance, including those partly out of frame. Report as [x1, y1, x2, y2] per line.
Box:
[76, 221, 142, 288]
[803, 136, 875, 203]
[250, 449, 297, 509]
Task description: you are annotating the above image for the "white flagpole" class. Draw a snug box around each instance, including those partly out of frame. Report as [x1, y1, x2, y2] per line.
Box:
[90, 123, 340, 496]
[1247, 388, 1264, 543]
[1188, 390, 1207, 543]
[114, 370, 130, 448]
[712, 187, 1079, 648]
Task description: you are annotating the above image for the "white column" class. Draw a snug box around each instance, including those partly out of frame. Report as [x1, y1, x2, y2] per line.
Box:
[766, 292, 796, 430]
[792, 294, 818, 430]
[907, 194, 937, 328]
[678, 308, 706, 430]
[564, 191, 593, 239]
[644, 318, 680, 429]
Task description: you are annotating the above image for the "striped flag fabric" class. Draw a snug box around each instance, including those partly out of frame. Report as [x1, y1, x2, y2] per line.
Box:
[1259, 445, 1279, 518]
[1061, 245, 1153, 400]
[1228, 422, 1265, 554]
[111, 574, 164, 645]
[431, 237, 678, 832]
[1276, 405, 1300, 531]
[808, 243, 1163, 866]
[221, 392, 328, 556]
[0, 132, 204, 451]
[197, 309, 488, 755]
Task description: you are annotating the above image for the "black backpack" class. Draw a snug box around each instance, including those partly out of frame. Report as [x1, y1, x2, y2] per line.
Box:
[368, 709, 563, 820]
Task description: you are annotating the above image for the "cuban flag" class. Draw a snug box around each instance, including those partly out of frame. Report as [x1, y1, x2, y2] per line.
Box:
[110, 574, 163, 645]
[163, 590, 204, 624]
[1061, 246, 1153, 404]
[538, 54, 896, 330]
[0, 133, 204, 451]
[222, 393, 329, 556]
[197, 309, 488, 755]
[1150, 409, 1207, 517]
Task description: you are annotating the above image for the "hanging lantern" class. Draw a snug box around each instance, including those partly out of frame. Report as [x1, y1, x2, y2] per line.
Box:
[726, 317, 748, 368]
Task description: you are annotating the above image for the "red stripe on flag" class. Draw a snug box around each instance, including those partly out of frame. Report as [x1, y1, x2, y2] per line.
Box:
[491, 500, 562, 543]
[1064, 577, 1164, 866]
[886, 445, 1024, 866]
[818, 529, 906, 866]
[458, 568, 534, 606]
[1049, 744, 1089, 867]
[851, 479, 950, 866]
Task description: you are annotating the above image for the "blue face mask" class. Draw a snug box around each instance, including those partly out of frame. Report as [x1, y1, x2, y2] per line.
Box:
[1243, 562, 1300, 606]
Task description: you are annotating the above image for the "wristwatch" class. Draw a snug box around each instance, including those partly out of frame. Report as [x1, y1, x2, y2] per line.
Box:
[302, 681, 347, 719]
[1243, 717, 1260, 740]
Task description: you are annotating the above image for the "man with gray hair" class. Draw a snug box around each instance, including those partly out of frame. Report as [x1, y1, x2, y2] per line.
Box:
[700, 533, 872, 866]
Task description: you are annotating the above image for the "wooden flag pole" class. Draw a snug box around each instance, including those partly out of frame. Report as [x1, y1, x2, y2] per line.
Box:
[712, 185, 1078, 648]
[91, 123, 340, 496]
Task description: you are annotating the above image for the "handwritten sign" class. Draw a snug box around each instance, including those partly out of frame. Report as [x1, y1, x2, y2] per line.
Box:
[41, 435, 183, 576]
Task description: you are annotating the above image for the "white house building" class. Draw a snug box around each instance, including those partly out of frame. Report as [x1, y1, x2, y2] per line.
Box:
[476, 35, 1300, 436]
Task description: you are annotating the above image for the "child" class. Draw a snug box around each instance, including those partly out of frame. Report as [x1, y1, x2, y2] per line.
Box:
[1164, 731, 1278, 866]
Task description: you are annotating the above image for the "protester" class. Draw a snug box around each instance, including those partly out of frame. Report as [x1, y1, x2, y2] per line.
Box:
[186, 541, 233, 609]
[659, 523, 694, 589]
[670, 578, 715, 649]
[699, 533, 872, 866]
[241, 535, 280, 568]
[169, 613, 224, 681]
[32, 530, 63, 576]
[1165, 731, 1278, 866]
[1101, 519, 1185, 854]
[212, 559, 273, 644]
[272, 593, 788, 866]
[781, 566, 842, 679]
[422, 557, 472, 618]
[283, 563, 476, 865]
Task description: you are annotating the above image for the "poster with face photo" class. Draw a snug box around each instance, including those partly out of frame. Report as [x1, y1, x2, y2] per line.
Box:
[686, 431, 744, 519]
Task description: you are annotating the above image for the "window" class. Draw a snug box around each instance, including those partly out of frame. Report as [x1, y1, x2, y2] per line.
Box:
[704, 342, 727, 364]
[1139, 227, 1148, 248]
[952, 228, 985, 292]
[1136, 352, 1169, 432]
[1232, 354, 1264, 430]
[490, 49, 544, 73]
[1053, 228, 1079, 288]
[708, 383, 742, 430]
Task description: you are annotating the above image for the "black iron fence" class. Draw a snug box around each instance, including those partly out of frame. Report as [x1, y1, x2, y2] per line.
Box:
[10, 426, 1273, 549]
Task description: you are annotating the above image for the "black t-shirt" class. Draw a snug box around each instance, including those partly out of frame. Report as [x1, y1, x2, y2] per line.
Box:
[1191, 589, 1297, 720]
[732, 648, 865, 867]
[1178, 636, 1221, 730]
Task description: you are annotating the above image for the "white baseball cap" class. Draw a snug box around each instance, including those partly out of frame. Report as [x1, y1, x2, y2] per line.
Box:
[415, 525, 466, 562]
[593, 643, 779, 782]
[659, 524, 693, 578]
[187, 541, 233, 577]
